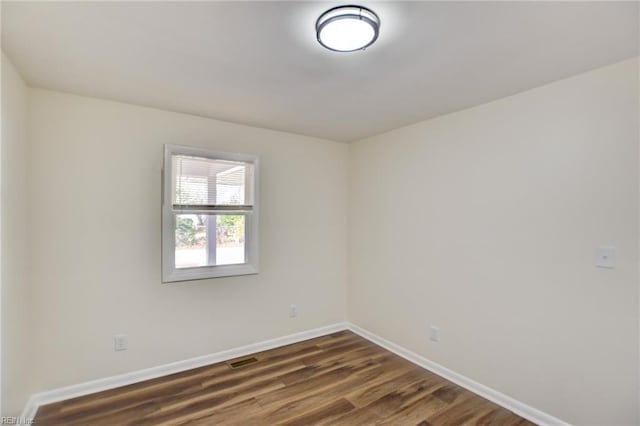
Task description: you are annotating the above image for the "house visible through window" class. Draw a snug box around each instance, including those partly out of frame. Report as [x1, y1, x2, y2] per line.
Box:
[162, 145, 258, 282]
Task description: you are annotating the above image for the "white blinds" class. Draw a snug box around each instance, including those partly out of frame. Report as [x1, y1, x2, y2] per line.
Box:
[171, 155, 254, 212]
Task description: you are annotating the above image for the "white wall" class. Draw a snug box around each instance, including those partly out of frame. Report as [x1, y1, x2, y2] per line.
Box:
[1, 53, 33, 416]
[27, 89, 348, 392]
[349, 58, 639, 425]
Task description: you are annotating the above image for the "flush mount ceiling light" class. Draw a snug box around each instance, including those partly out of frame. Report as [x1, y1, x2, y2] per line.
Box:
[316, 5, 380, 52]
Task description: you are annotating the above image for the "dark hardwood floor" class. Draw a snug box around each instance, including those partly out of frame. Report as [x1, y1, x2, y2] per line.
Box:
[34, 331, 535, 425]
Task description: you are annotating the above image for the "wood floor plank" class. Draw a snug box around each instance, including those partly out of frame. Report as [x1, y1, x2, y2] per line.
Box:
[318, 406, 383, 426]
[376, 393, 451, 425]
[178, 397, 264, 426]
[34, 331, 534, 426]
[423, 394, 512, 426]
[345, 367, 431, 408]
[277, 398, 355, 426]
[356, 373, 451, 423]
[252, 359, 382, 416]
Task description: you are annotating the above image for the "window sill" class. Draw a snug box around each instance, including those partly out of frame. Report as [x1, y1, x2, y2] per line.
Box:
[162, 263, 259, 283]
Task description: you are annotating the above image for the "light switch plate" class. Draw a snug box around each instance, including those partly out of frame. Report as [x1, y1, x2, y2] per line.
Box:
[114, 334, 127, 351]
[595, 247, 615, 269]
[429, 325, 440, 342]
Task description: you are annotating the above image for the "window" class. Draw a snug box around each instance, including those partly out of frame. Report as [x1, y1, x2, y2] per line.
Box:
[162, 145, 258, 282]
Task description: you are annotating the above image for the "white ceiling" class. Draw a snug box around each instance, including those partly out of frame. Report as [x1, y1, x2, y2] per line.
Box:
[2, 1, 638, 142]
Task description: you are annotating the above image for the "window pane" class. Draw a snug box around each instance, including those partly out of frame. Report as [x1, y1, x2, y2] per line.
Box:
[172, 155, 253, 206]
[216, 215, 245, 265]
[174, 214, 245, 269]
[175, 214, 207, 268]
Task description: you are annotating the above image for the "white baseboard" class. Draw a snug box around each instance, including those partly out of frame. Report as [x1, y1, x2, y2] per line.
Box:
[346, 322, 570, 426]
[20, 321, 567, 426]
[19, 322, 349, 422]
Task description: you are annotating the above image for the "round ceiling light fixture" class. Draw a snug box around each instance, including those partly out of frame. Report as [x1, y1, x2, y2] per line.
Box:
[316, 5, 380, 52]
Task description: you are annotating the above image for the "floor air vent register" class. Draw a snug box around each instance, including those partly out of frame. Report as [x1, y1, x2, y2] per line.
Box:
[226, 357, 258, 369]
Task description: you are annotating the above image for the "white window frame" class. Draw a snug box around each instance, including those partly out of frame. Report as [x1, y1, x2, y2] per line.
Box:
[162, 144, 259, 282]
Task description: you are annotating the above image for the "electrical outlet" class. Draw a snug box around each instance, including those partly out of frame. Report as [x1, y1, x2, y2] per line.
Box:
[114, 334, 127, 351]
[429, 326, 440, 342]
[289, 304, 298, 318]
